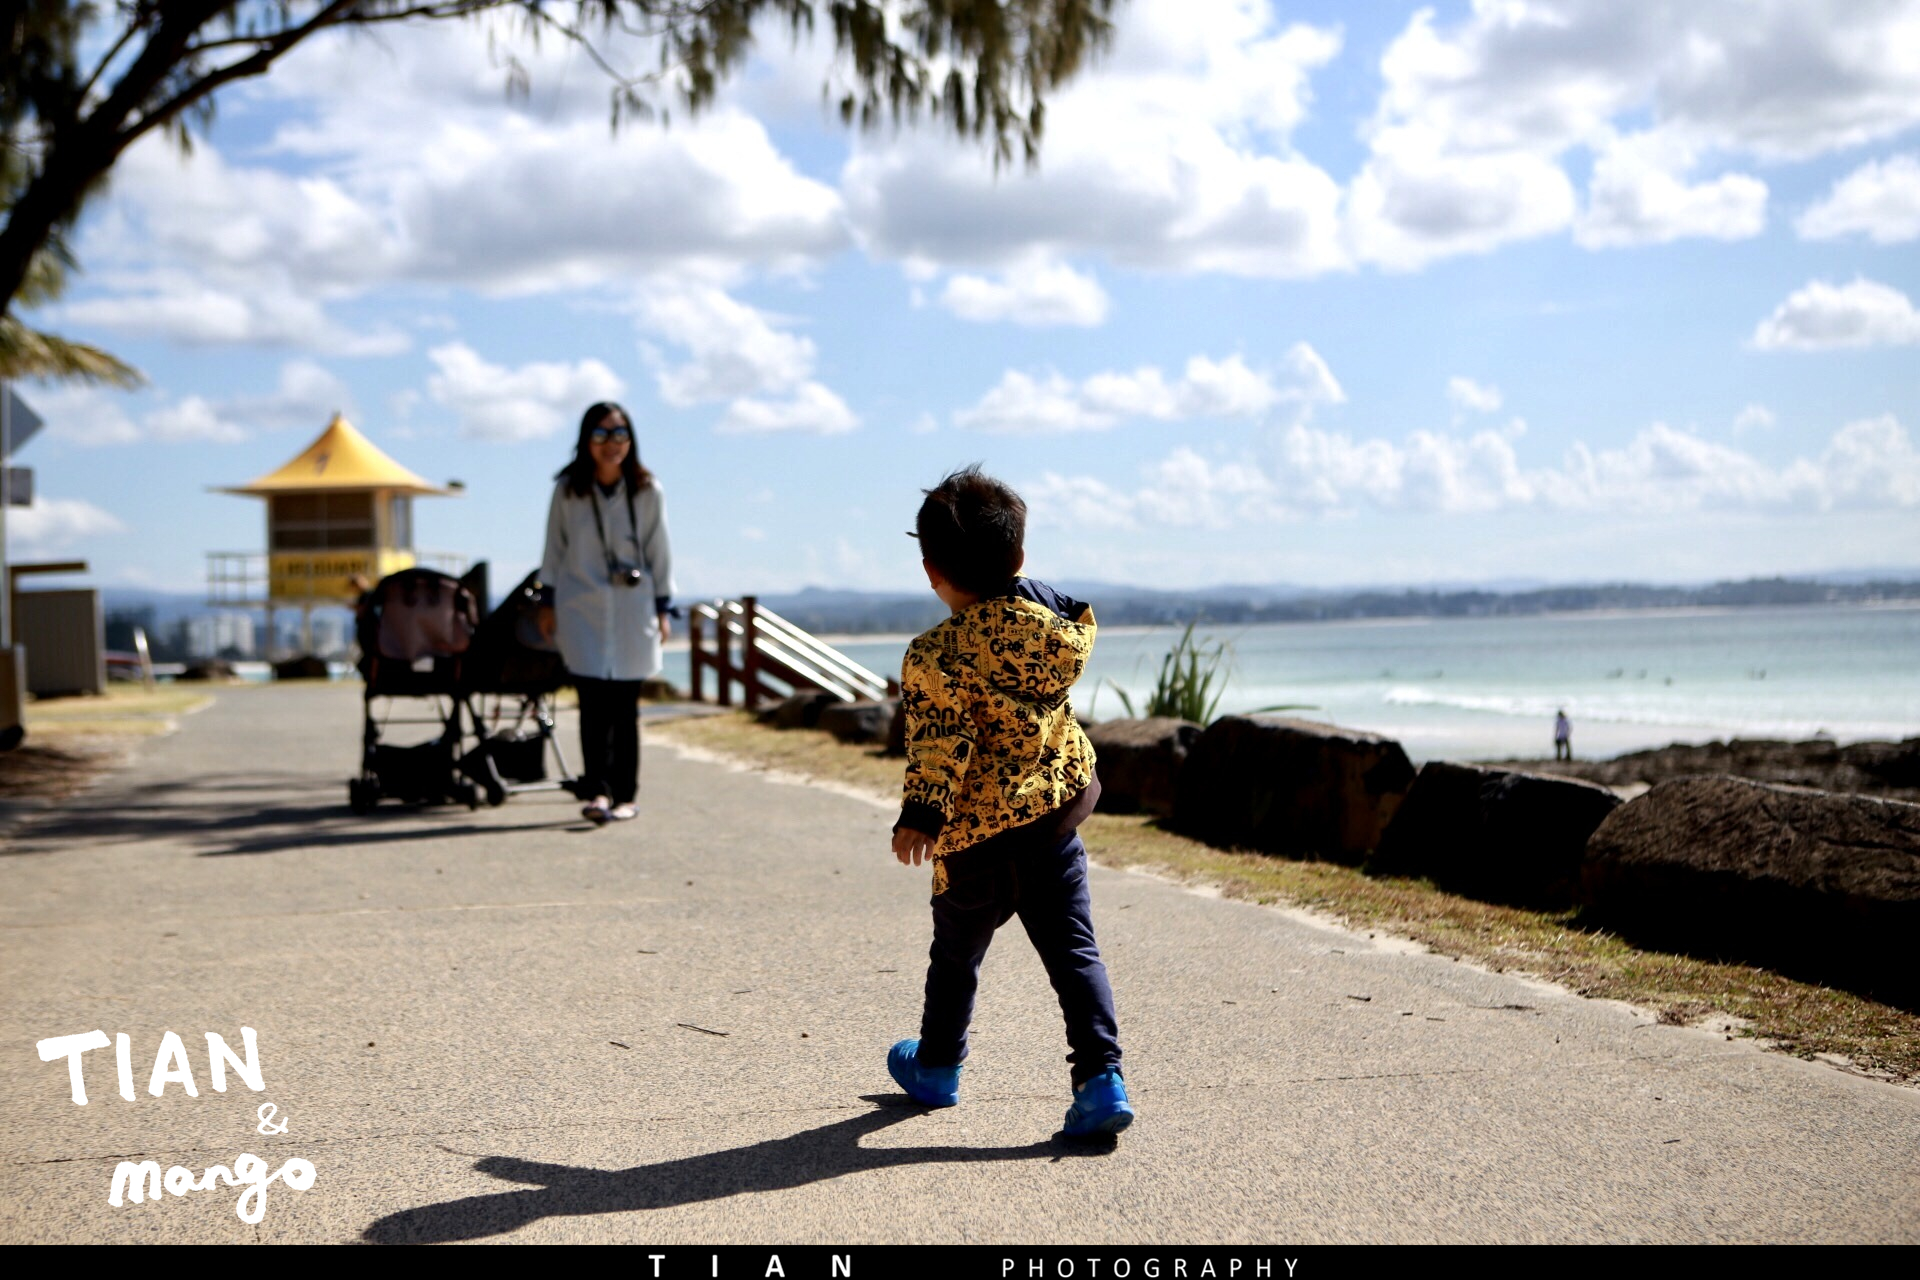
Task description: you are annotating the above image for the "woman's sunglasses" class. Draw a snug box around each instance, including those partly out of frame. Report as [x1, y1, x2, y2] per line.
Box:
[589, 425, 632, 444]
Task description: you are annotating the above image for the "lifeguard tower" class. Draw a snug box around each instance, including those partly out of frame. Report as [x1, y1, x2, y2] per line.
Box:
[209, 414, 462, 657]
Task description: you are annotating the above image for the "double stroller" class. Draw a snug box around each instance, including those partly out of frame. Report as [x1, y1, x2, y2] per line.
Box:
[349, 565, 582, 813]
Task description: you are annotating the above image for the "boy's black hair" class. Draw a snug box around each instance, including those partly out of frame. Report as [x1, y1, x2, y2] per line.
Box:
[914, 465, 1027, 597]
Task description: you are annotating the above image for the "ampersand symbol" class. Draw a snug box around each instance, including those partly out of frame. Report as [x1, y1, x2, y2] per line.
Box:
[256, 1102, 289, 1135]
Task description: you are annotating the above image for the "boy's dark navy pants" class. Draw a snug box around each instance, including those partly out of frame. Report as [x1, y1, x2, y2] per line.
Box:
[916, 785, 1123, 1086]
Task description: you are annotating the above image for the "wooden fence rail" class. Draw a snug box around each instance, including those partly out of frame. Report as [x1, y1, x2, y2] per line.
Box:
[688, 595, 895, 709]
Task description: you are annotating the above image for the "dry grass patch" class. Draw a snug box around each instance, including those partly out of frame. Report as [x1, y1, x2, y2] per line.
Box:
[25, 684, 211, 739]
[0, 685, 212, 807]
[656, 710, 1920, 1086]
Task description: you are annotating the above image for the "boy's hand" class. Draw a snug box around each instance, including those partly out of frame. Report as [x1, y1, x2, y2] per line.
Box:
[892, 827, 935, 866]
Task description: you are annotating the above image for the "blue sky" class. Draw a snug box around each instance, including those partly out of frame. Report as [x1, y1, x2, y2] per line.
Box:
[13, 0, 1920, 600]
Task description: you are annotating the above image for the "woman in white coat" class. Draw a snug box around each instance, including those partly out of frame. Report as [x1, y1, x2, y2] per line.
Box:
[541, 402, 675, 824]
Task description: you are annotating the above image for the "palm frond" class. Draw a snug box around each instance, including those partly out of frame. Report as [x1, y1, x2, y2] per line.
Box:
[0, 317, 145, 387]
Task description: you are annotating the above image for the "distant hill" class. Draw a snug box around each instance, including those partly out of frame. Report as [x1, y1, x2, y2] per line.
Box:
[758, 574, 1920, 634]
[104, 572, 1920, 641]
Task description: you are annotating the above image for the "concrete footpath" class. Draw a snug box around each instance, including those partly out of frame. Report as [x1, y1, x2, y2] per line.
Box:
[1, 683, 1915, 1244]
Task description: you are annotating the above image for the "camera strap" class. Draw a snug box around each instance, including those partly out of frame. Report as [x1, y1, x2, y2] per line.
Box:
[588, 482, 642, 584]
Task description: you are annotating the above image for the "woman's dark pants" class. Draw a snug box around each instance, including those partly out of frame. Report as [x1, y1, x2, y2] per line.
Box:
[916, 820, 1123, 1087]
[573, 676, 643, 805]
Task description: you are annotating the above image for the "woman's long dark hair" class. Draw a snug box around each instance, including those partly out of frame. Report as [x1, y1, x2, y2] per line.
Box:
[556, 401, 655, 497]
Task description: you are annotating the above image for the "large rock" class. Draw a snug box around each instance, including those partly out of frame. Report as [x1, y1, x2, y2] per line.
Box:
[1579, 776, 1920, 1002]
[1370, 762, 1622, 906]
[757, 690, 838, 729]
[1495, 736, 1920, 803]
[1172, 716, 1416, 863]
[818, 699, 897, 745]
[272, 654, 329, 680]
[1084, 717, 1202, 817]
[638, 677, 682, 702]
[1839, 738, 1920, 791]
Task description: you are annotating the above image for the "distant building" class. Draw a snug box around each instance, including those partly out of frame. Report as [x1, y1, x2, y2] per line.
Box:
[184, 612, 256, 660]
[307, 611, 351, 659]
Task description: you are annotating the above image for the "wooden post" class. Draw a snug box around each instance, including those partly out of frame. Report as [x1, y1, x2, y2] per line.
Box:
[715, 604, 733, 708]
[741, 595, 761, 710]
[687, 609, 706, 703]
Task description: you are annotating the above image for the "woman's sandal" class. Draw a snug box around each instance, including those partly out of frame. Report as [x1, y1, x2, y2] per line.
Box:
[581, 799, 611, 825]
[607, 804, 638, 822]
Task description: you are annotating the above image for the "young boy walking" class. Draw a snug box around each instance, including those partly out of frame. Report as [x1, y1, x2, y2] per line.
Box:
[887, 466, 1133, 1137]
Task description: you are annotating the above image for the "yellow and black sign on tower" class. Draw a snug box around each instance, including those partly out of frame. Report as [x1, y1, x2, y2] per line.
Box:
[209, 414, 459, 655]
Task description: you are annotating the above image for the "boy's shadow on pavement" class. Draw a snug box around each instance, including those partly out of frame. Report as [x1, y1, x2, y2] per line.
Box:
[363, 1097, 1116, 1243]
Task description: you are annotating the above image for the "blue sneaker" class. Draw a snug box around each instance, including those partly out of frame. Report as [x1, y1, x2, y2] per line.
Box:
[1063, 1070, 1134, 1137]
[888, 1039, 961, 1107]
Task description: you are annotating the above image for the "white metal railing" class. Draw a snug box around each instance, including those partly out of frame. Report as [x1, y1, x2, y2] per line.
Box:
[689, 595, 891, 707]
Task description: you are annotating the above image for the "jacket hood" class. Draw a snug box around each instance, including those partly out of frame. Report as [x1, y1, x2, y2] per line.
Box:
[935, 578, 1095, 706]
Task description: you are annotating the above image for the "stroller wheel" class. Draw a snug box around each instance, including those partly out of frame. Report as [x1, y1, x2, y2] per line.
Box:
[455, 779, 481, 810]
[484, 780, 507, 807]
[348, 777, 378, 814]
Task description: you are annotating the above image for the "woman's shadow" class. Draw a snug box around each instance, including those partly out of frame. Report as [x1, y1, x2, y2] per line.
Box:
[363, 1097, 1114, 1243]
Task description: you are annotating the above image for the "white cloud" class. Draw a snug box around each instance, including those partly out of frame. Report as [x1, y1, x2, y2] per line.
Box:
[843, 0, 1919, 276]
[8, 497, 127, 550]
[1023, 472, 1140, 530]
[1029, 415, 1920, 527]
[144, 396, 247, 444]
[27, 384, 140, 446]
[715, 382, 859, 436]
[1797, 153, 1920, 244]
[1370, 2, 1920, 162]
[1354, 1, 1920, 267]
[956, 346, 1340, 433]
[636, 279, 817, 406]
[1347, 130, 1578, 270]
[1575, 133, 1767, 248]
[1751, 278, 1920, 351]
[1448, 377, 1503, 414]
[843, 0, 1349, 279]
[61, 20, 847, 355]
[227, 360, 356, 431]
[1733, 404, 1775, 435]
[1808, 415, 1920, 508]
[939, 261, 1111, 327]
[57, 269, 408, 356]
[628, 276, 861, 433]
[956, 372, 1113, 434]
[1135, 448, 1276, 526]
[20, 366, 344, 447]
[425, 343, 625, 441]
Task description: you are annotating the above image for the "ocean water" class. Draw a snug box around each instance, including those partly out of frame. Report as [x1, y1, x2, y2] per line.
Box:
[663, 603, 1920, 764]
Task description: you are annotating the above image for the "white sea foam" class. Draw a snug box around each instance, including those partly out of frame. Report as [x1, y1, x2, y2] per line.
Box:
[1377, 685, 1914, 741]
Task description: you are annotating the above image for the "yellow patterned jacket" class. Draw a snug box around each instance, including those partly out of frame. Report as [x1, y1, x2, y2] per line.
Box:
[895, 577, 1098, 894]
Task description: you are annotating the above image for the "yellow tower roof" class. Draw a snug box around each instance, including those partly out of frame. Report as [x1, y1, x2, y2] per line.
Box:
[219, 414, 451, 496]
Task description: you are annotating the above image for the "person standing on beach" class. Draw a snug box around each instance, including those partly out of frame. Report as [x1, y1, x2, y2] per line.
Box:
[886, 466, 1133, 1138]
[1554, 709, 1572, 761]
[541, 402, 675, 825]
